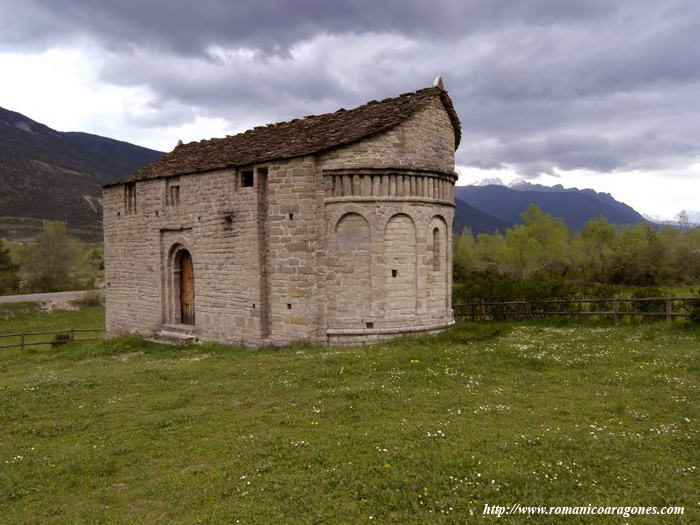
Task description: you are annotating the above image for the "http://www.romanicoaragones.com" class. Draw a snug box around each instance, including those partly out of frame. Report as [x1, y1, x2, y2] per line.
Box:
[483, 503, 684, 518]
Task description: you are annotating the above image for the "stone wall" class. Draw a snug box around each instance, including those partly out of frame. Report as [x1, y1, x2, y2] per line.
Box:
[263, 156, 324, 345]
[104, 92, 457, 347]
[318, 96, 456, 343]
[104, 167, 266, 346]
[318, 97, 455, 173]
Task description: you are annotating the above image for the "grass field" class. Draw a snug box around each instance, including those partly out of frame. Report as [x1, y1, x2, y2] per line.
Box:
[0, 306, 698, 523]
[0, 303, 104, 350]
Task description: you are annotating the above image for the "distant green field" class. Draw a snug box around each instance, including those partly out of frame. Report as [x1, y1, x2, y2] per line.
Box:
[0, 307, 698, 523]
[0, 216, 102, 242]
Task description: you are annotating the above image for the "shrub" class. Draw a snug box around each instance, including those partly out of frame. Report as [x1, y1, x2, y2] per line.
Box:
[453, 273, 625, 319]
[69, 290, 104, 308]
[51, 332, 71, 348]
[453, 272, 618, 304]
[0, 239, 20, 294]
[630, 287, 667, 314]
[687, 289, 700, 324]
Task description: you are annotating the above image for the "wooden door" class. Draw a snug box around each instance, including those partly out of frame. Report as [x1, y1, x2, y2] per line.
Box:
[180, 251, 195, 325]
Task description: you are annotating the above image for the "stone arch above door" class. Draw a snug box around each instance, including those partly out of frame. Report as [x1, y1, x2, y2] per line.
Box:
[160, 229, 194, 327]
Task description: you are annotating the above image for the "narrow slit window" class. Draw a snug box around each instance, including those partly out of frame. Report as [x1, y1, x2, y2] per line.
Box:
[257, 167, 268, 190]
[165, 177, 180, 207]
[124, 182, 137, 215]
[432, 227, 441, 271]
[242, 170, 254, 187]
[167, 185, 180, 206]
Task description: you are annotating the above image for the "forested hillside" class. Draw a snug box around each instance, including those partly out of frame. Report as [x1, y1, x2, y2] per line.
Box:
[0, 106, 163, 227]
[453, 198, 509, 234]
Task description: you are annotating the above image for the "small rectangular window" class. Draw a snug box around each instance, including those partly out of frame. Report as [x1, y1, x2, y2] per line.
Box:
[242, 170, 254, 187]
[166, 178, 180, 206]
[167, 185, 180, 206]
[124, 182, 137, 215]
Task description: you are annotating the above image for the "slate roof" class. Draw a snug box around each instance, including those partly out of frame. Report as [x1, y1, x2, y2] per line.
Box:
[108, 85, 461, 186]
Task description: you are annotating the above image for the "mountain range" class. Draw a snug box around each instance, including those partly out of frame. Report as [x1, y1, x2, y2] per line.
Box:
[453, 198, 509, 234]
[454, 181, 647, 233]
[0, 106, 163, 228]
[0, 106, 655, 238]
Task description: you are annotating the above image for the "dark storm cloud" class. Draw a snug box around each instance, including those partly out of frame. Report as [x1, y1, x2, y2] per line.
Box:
[2, 0, 699, 176]
[0, 0, 616, 55]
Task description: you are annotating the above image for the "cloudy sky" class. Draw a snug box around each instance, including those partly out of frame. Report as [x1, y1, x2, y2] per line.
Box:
[1, 0, 699, 221]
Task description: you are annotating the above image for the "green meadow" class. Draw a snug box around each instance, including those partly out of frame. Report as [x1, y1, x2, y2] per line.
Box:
[0, 305, 698, 523]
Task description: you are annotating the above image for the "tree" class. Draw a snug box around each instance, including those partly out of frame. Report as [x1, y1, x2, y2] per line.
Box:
[0, 240, 20, 294]
[676, 210, 691, 231]
[73, 244, 105, 288]
[474, 232, 505, 273]
[451, 205, 700, 288]
[610, 223, 671, 285]
[579, 217, 617, 282]
[453, 228, 476, 281]
[23, 222, 81, 292]
[498, 204, 571, 279]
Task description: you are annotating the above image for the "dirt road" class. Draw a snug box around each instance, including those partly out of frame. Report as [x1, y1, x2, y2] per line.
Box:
[0, 290, 92, 304]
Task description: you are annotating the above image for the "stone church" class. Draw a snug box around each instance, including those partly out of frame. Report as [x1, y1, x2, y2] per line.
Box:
[103, 78, 461, 346]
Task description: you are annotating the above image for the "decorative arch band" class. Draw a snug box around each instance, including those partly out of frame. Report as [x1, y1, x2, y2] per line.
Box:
[323, 168, 455, 204]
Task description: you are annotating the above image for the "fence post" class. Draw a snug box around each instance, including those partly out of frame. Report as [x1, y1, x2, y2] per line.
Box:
[70, 328, 74, 342]
[666, 297, 672, 322]
[613, 297, 619, 322]
[20, 332, 25, 351]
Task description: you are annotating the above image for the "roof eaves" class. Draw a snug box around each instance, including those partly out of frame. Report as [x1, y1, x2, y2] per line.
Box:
[107, 85, 461, 187]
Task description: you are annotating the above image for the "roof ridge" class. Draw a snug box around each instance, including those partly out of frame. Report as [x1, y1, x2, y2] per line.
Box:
[179, 85, 446, 148]
[111, 84, 460, 185]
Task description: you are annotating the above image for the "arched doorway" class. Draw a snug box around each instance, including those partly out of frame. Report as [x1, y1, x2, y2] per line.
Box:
[178, 249, 195, 325]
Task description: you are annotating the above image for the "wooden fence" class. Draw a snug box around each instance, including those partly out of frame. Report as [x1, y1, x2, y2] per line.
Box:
[454, 296, 698, 321]
[1, 297, 696, 347]
[0, 328, 104, 350]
